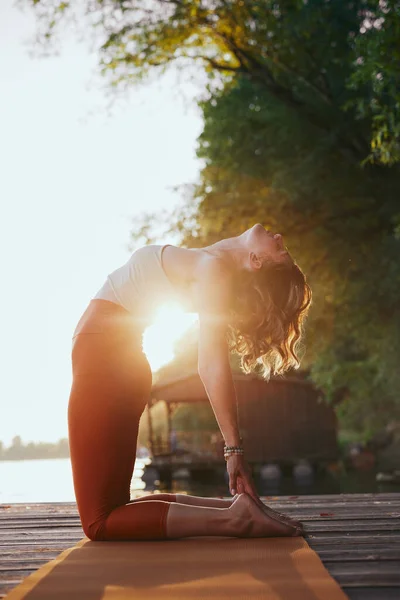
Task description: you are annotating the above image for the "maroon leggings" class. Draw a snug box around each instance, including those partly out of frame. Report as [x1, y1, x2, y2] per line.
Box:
[68, 299, 177, 541]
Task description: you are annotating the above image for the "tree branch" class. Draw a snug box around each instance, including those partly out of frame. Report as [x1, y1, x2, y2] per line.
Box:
[202, 56, 243, 73]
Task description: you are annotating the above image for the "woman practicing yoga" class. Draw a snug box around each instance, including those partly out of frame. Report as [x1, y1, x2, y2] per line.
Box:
[68, 224, 312, 541]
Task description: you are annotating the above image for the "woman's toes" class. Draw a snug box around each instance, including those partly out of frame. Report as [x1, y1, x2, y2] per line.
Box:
[261, 504, 300, 531]
[246, 493, 299, 537]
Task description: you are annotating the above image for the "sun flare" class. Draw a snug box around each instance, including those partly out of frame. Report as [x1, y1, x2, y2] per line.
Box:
[142, 303, 198, 372]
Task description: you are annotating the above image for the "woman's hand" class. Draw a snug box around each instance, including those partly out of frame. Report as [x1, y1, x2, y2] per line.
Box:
[227, 454, 304, 533]
[226, 454, 260, 502]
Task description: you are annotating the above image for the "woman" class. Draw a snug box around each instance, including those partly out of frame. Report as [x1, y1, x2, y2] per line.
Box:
[68, 224, 312, 541]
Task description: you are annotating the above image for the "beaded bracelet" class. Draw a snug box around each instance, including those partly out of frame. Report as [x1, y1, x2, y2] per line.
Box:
[224, 437, 243, 451]
[224, 448, 244, 461]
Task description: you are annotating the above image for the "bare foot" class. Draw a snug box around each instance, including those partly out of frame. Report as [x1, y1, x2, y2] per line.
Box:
[229, 493, 301, 538]
[232, 493, 303, 533]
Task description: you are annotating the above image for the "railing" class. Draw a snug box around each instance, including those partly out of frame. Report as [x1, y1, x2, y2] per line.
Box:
[151, 440, 170, 455]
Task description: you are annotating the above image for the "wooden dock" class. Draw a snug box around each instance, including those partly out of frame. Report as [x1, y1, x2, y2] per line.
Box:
[1, 493, 400, 599]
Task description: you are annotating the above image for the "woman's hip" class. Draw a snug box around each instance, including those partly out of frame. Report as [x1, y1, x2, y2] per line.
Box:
[70, 334, 152, 408]
[72, 299, 149, 372]
[72, 298, 142, 338]
[70, 303, 152, 410]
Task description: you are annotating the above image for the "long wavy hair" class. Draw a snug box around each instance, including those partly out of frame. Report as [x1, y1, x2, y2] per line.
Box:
[226, 259, 312, 381]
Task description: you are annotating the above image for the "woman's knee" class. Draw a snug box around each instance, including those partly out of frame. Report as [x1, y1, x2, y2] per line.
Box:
[82, 518, 106, 541]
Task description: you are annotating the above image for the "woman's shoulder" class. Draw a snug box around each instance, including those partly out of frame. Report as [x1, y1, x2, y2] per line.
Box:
[161, 245, 232, 306]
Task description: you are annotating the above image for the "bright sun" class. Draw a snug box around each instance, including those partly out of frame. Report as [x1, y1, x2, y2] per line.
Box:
[142, 303, 198, 372]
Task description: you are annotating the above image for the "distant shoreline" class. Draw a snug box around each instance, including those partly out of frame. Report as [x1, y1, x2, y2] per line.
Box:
[1, 437, 150, 462]
[0, 455, 70, 462]
[0, 454, 149, 462]
[0, 436, 70, 462]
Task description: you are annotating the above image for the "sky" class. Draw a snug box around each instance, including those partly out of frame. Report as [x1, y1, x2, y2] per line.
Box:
[0, 0, 204, 446]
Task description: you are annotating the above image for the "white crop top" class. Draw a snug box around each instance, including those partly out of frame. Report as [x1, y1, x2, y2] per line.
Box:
[93, 245, 177, 329]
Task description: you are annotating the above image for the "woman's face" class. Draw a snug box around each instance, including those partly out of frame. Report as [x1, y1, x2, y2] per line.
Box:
[244, 224, 292, 266]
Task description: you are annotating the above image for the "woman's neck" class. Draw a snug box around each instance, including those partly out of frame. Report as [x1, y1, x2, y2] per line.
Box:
[202, 237, 248, 272]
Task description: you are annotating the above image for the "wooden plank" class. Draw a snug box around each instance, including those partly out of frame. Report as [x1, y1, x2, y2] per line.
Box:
[345, 589, 400, 600]
[0, 514, 79, 520]
[310, 541, 400, 551]
[0, 530, 75, 539]
[2, 525, 398, 537]
[3, 503, 398, 515]
[0, 515, 80, 521]
[1, 515, 399, 529]
[3, 510, 400, 522]
[2, 502, 400, 518]
[8, 494, 400, 504]
[304, 521, 400, 532]
[0, 582, 23, 600]
[3, 534, 393, 546]
[4, 549, 397, 566]
[5, 544, 397, 559]
[0, 537, 83, 546]
[0, 528, 83, 535]
[307, 532, 400, 541]
[328, 562, 400, 586]
[271, 493, 400, 501]
[0, 554, 60, 563]
[0, 524, 80, 531]
[275, 504, 400, 513]
[278, 505, 400, 513]
[1, 533, 400, 544]
[0, 561, 56, 571]
[0, 550, 71, 559]
[1, 516, 397, 528]
[0, 570, 37, 579]
[1, 493, 399, 509]
[319, 549, 400, 561]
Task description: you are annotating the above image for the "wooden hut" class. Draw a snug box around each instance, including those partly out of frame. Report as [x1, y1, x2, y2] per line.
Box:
[146, 372, 338, 474]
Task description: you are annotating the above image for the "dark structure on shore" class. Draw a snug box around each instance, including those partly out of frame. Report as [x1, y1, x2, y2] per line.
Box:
[146, 371, 338, 480]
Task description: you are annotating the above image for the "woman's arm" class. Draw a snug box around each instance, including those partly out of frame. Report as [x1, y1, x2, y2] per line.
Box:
[194, 257, 241, 447]
[198, 326, 242, 447]
[194, 255, 265, 500]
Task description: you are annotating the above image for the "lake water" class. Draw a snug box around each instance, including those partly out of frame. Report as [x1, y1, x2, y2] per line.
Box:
[0, 458, 147, 504]
[1, 458, 399, 504]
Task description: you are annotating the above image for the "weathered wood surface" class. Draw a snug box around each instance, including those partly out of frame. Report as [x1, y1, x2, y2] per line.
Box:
[1, 493, 399, 599]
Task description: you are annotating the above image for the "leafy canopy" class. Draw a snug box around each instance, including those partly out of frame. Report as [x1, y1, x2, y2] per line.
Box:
[25, 0, 400, 164]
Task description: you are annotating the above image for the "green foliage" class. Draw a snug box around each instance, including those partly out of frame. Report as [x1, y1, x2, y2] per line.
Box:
[148, 75, 400, 433]
[346, 2, 400, 165]
[24, 0, 400, 164]
[182, 77, 400, 433]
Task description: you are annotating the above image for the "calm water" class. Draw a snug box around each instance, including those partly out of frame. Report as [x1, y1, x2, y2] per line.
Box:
[0, 458, 399, 504]
[0, 458, 147, 504]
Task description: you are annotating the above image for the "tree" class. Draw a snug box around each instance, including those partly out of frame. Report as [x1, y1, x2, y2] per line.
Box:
[346, 2, 400, 165]
[135, 73, 400, 434]
[8, 436, 24, 460]
[176, 77, 400, 434]
[24, 0, 400, 165]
